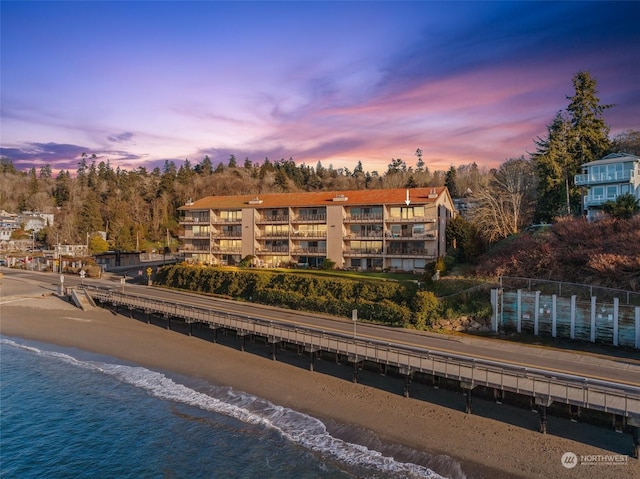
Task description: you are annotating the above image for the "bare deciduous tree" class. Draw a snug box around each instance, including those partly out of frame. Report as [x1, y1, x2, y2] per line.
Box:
[470, 157, 537, 242]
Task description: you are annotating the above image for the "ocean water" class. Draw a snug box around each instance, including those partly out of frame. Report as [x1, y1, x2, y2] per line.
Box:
[0, 337, 462, 479]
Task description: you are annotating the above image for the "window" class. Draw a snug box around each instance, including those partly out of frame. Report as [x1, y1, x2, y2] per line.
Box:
[606, 185, 617, 199]
[220, 210, 242, 221]
[389, 206, 424, 219]
[592, 186, 604, 199]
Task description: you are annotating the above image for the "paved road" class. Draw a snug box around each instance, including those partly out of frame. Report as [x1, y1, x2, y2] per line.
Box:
[4, 268, 640, 389]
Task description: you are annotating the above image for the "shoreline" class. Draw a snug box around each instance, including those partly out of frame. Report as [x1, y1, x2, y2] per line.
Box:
[1, 285, 638, 478]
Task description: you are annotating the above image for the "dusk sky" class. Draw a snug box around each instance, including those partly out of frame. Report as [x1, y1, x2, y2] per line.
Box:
[1, 1, 639, 175]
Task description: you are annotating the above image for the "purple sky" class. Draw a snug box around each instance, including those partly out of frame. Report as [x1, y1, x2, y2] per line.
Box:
[1, 1, 639, 175]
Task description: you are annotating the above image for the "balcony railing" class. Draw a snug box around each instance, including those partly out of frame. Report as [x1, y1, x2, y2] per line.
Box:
[344, 232, 383, 239]
[291, 214, 327, 223]
[179, 232, 210, 239]
[256, 215, 289, 224]
[583, 194, 618, 206]
[292, 247, 327, 255]
[386, 249, 434, 257]
[385, 232, 436, 240]
[211, 217, 242, 224]
[386, 216, 435, 223]
[256, 231, 290, 238]
[291, 231, 327, 238]
[212, 231, 242, 238]
[211, 247, 242, 253]
[180, 216, 209, 224]
[343, 249, 383, 256]
[256, 246, 289, 254]
[178, 246, 210, 253]
[575, 171, 632, 186]
[344, 214, 383, 223]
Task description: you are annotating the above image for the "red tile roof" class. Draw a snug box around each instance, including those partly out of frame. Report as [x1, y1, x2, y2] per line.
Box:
[180, 187, 449, 210]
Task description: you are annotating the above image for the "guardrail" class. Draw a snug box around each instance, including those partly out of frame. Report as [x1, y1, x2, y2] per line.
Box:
[85, 287, 640, 419]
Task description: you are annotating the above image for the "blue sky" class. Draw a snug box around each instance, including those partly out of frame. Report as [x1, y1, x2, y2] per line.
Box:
[1, 1, 638, 174]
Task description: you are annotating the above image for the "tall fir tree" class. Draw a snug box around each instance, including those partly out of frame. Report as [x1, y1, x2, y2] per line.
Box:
[532, 72, 612, 222]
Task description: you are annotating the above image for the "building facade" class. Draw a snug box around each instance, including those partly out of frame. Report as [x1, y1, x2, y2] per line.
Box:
[574, 152, 640, 220]
[178, 187, 455, 273]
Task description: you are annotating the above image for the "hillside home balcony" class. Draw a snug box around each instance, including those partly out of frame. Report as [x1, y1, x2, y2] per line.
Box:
[583, 193, 620, 207]
[575, 170, 632, 186]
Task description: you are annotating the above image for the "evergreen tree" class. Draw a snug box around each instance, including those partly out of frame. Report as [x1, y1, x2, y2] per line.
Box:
[195, 155, 213, 175]
[532, 72, 612, 222]
[444, 166, 458, 197]
[566, 71, 612, 165]
[39, 164, 52, 179]
[532, 112, 574, 221]
[415, 148, 425, 172]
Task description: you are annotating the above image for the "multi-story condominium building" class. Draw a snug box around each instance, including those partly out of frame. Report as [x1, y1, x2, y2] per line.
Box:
[575, 152, 640, 220]
[178, 187, 455, 273]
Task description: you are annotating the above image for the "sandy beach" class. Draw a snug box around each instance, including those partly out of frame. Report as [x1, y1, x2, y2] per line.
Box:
[1, 275, 638, 479]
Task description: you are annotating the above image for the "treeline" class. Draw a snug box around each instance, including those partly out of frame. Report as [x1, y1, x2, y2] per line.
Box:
[0, 150, 491, 251]
[155, 265, 454, 329]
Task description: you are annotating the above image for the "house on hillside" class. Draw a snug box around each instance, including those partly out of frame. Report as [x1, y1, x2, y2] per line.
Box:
[575, 152, 640, 220]
[177, 187, 456, 273]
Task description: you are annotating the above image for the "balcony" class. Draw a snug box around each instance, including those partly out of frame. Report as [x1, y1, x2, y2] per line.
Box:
[386, 248, 434, 258]
[291, 214, 326, 223]
[212, 231, 242, 238]
[343, 248, 383, 256]
[344, 232, 383, 239]
[211, 247, 242, 254]
[291, 231, 327, 239]
[255, 214, 289, 224]
[179, 232, 210, 239]
[344, 214, 383, 223]
[211, 217, 242, 224]
[386, 217, 436, 223]
[292, 247, 327, 255]
[256, 246, 289, 255]
[178, 245, 210, 253]
[180, 216, 209, 224]
[385, 232, 437, 240]
[583, 194, 618, 207]
[575, 171, 631, 186]
[256, 231, 290, 238]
